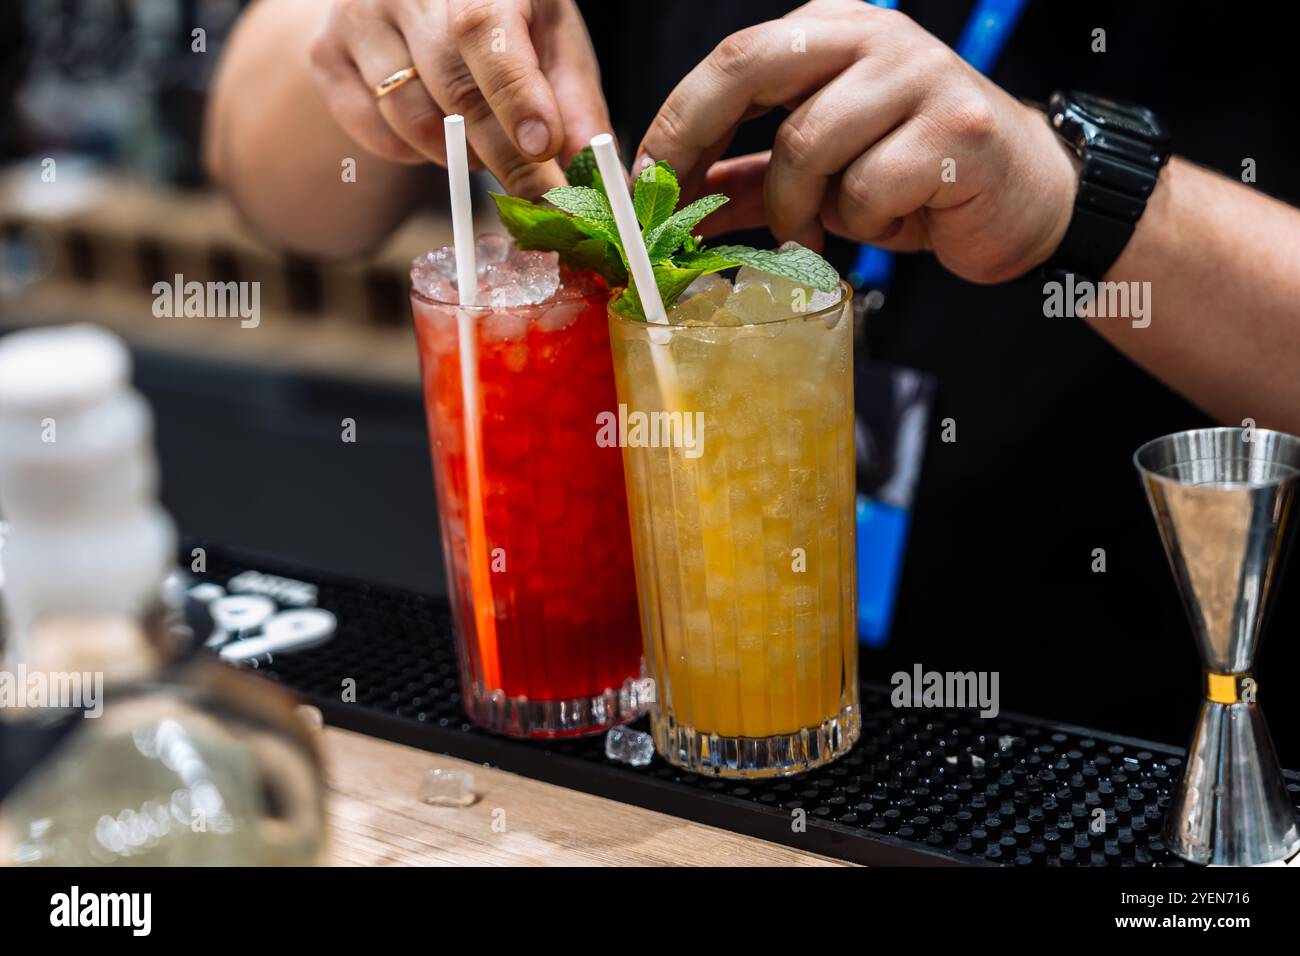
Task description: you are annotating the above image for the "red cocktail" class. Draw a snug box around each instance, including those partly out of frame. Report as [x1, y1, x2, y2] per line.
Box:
[410, 237, 646, 737]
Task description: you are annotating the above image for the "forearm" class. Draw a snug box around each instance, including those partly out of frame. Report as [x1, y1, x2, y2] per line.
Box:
[1086, 158, 1300, 434]
[204, 0, 425, 258]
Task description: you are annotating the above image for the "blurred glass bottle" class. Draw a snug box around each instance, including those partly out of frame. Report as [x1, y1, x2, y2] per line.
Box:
[0, 324, 326, 865]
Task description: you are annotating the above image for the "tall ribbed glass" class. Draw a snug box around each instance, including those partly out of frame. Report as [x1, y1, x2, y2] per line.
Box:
[608, 282, 860, 777]
[411, 277, 647, 738]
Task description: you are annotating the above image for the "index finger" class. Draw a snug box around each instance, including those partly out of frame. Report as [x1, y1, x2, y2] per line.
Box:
[636, 20, 868, 196]
[537, 1, 613, 163]
[448, 0, 563, 161]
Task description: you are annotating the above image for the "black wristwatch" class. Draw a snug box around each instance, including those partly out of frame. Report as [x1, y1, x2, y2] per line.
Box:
[1042, 91, 1172, 282]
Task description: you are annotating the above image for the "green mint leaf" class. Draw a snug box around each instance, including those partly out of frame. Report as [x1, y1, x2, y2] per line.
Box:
[490, 193, 587, 253]
[633, 161, 679, 231]
[673, 248, 742, 275]
[564, 147, 601, 188]
[489, 193, 623, 285]
[655, 264, 706, 308]
[613, 262, 704, 319]
[644, 194, 729, 260]
[708, 243, 840, 292]
[572, 216, 625, 255]
[568, 237, 627, 286]
[544, 185, 614, 222]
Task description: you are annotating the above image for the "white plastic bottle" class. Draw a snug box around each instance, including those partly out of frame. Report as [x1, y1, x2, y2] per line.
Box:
[0, 325, 326, 865]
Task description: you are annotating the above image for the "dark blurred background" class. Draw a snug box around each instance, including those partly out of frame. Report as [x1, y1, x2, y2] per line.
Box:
[1, 0, 1297, 762]
[0, 0, 453, 598]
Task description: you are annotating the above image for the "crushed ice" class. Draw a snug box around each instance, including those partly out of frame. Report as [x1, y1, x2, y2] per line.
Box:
[411, 235, 561, 307]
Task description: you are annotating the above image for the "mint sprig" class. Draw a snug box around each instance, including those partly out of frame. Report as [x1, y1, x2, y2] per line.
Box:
[644, 194, 729, 260]
[633, 161, 678, 230]
[544, 185, 613, 222]
[489, 146, 839, 319]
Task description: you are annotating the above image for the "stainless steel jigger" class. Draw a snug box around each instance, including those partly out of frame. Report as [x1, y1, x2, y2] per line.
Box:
[1135, 427, 1300, 866]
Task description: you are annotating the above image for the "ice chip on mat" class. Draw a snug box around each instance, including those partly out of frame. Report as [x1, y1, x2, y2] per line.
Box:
[604, 726, 654, 767]
[419, 767, 477, 807]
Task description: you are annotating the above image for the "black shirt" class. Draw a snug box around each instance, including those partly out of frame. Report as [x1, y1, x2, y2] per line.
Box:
[580, 0, 1300, 756]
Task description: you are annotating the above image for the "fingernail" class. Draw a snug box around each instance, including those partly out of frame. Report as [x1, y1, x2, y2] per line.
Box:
[634, 153, 655, 172]
[515, 119, 550, 157]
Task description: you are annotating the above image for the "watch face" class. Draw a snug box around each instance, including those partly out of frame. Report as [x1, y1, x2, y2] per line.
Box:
[1072, 92, 1170, 145]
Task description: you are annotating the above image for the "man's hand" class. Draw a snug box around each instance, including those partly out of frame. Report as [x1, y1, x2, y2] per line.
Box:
[309, 0, 609, 197]
[637, 0, 1079, 284]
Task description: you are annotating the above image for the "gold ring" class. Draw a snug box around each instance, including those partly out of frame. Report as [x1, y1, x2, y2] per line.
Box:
[373, 66, 419, 99]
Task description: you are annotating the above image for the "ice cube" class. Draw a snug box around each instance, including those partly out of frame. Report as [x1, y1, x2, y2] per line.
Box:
[730, 241, 841, 318]
[808, 288, 842, 313]
[669, 329, 723, 370]
[732, 265, 771, 294]
[604, 726, 654, 767]
[410, 248, 459, 302]
[415, 247, 457, 279]
[480, 309, 530, 342]
[475, 233, 512, 265]
[767, 275, 817, 314]
[668, 289, 722, 326]
[419, 767, 478, 807]
[682, 273, 732, 304]
[538, 300, 584, 332]
[723, 283, 777, 324]
[482, 249, 561, 307]
[510, 249, 561, 303]
[413, 238, 563, 306]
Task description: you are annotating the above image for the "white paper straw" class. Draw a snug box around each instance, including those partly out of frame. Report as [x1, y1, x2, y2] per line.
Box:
[590, 133, 681, 409]
[590, 134, 667, 324]
[444, 114, 499, 687]
[445, 115, 478, 307]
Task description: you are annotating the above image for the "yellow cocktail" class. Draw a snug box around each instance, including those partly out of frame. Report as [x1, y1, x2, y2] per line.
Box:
[609, 275, 859, 777]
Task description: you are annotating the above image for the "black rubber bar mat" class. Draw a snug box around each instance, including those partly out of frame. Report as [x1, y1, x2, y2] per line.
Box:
[190, 540, 1300, 867]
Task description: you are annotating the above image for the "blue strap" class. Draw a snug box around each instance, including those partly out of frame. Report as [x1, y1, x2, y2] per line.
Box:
[956, 0, 1028, 75]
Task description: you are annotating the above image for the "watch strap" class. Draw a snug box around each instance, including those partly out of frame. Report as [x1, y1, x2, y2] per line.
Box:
[1048, 201, 1138, 282]
[1044, 102, 1167, 282]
